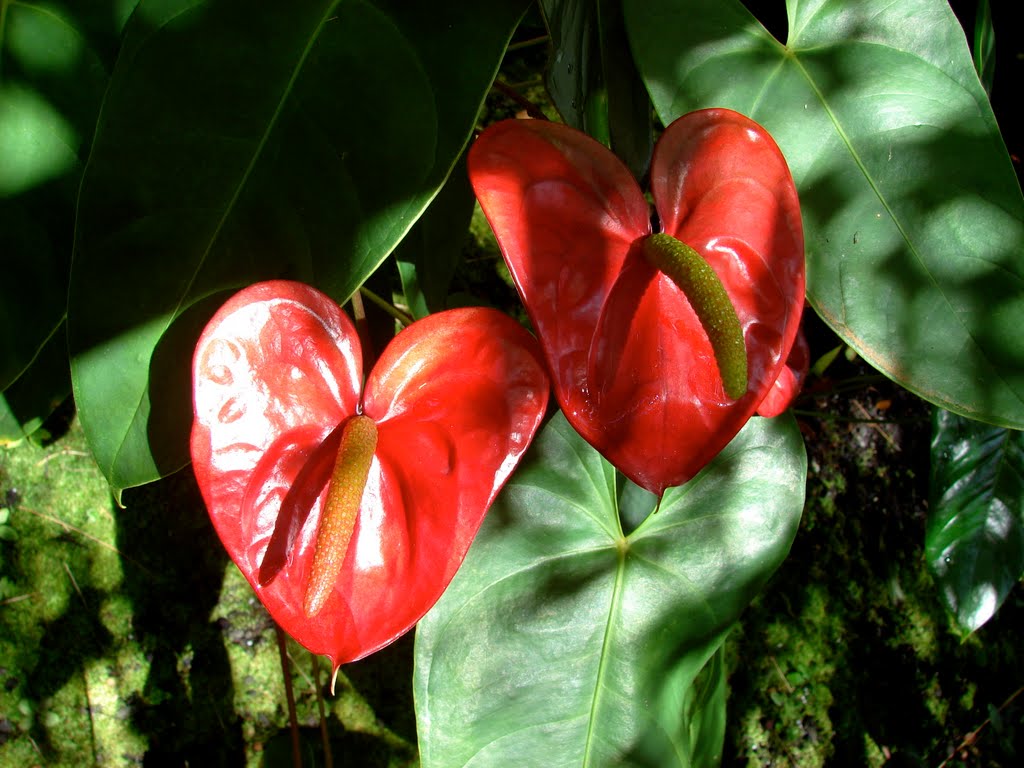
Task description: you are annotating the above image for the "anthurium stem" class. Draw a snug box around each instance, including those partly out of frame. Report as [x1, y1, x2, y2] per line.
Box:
[275, 624, 302, 768]
[359, 285, 414, 327]
[642, 233, 748, 399]
[313, 654, 334, 768]
[303, 415, 378, 617]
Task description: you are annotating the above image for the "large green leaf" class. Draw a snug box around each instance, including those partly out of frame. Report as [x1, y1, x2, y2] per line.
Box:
[68, 0, 528, 495]
[625, 0, 1024, 428]
[928, 408, 1024, 633]
[414, 412, 806, 767]
[395, 154, 475, 320]
[540, 0, 652, 179]
[0, 1, 119, 390]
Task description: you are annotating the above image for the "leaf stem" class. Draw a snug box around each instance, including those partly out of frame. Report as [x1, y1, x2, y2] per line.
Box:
[937, 685, 1024, 768]
[313, 654, 334, 768]
[275, 624, 302, 768]
[359, 285, 414, 327]
[507, 34, 549, 51]
[490, 80, 549, 120]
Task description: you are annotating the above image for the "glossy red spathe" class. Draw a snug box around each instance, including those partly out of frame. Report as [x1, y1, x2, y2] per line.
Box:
[469, 109, 805, 494]
[191, 280, 549, 669]
[756, 325, 810, 419]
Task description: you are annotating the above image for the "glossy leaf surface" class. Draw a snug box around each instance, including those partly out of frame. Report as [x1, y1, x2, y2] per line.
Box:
[469, 110, 804, 494]
[626, 0, 1024, 428]
[539, 0, 652, 180]
[192, 281, 549, 667]
[928, 408, 1024, 633]
[69, 0, 528, 495]
[415, 410, 806, 767]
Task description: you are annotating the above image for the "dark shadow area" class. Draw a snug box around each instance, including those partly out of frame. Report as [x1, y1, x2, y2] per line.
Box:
[117, 468, 245, 766]
[35, 395, 77, 447]
[342, 631, 418, 745]
[260, 723, 415, 768]
[947, 0, 1024, 185]
[739, 0, 788, 43]
[832, 623, 939, 766]
[24, 585, 114, 759]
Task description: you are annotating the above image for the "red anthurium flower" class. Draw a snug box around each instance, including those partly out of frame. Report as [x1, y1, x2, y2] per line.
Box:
[469, 108, 805, 495]
[191, 281, 549, 670]
[756, 325, 809, 419]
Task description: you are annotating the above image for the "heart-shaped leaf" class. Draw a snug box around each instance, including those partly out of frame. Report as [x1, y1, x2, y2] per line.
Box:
[469, 110, 804, 494]
[192, 281, 549, 668]
[625, 0, 1024, 428]
[69, 0, 530, 496]
[928, 407, 1024, 633]
[414, 410, 806, 766]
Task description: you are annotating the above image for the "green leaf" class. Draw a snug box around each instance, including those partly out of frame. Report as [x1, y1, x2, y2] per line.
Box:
[683, 646, 727, 768]
[540, 0, 652, 179]
[928, 408, 1024, 633]
[973, 0, 995, 94]
[68, 0, 529, 493]
[626, 0, 1024, 428]
[0, 1, 117, 390]
[395, 154, 475, 320]
[0, 318, 70, 445]
[414, 411, 806, 767]
[541, 0, 606, 135]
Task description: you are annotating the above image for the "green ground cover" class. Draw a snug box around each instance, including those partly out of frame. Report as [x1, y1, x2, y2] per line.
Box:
[3, 356, 1021, 766]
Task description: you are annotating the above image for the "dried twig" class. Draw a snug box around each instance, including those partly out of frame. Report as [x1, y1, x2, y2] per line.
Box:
[313, 654, 334, 768]
[769, 655, 795, 694]
[937, 685, 1024, 768]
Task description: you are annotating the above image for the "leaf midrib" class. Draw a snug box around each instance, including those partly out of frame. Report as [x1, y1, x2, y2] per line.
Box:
[582, 550, 625, 768]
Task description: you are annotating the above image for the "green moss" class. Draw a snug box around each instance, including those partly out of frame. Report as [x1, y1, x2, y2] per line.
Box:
[862, 732, 887, 767]
[729, 584, 839, 767]
[726, 370, 1024, 766]
[1, 419, 418, 766]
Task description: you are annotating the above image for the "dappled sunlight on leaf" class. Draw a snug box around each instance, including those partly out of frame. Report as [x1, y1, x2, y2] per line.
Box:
[415, 411, 806, 766]
[627, 0, 1024, 428]
[0, 85, 78, 196]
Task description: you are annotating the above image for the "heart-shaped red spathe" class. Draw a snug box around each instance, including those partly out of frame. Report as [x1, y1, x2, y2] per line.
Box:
[191, 280, 549, 668]
[469, 108, 805, 495]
